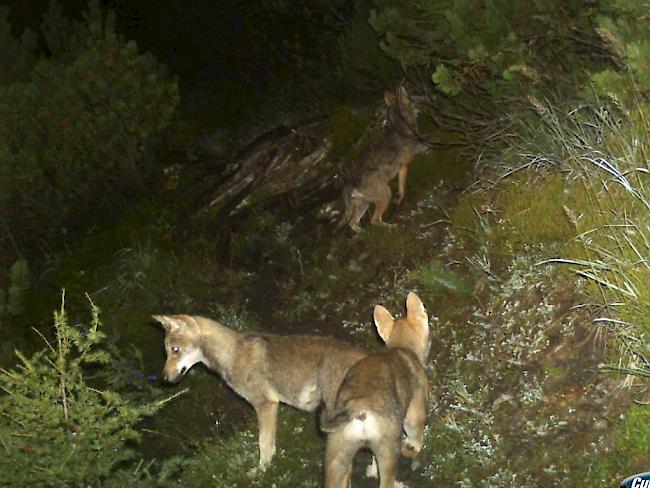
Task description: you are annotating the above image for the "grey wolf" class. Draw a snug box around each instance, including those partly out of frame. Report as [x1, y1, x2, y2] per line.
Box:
[152, 314, 366, 472]
[321, 292, 430, 487]
[336, 87, 421, 232]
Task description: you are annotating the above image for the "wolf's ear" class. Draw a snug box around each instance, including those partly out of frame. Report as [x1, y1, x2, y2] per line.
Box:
[152, 314, 180, 332]
[406, 292, 428, 329]
[374, 305, 395, 343]
[384, 91, 396, 106]
[398, 86, 410, 106]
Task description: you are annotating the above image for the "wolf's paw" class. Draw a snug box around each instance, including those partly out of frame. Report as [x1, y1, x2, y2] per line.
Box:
[365, 457, 378, 478]
[394, 481, 409, 488]
[371, 220, 395, 228]
[400, 440, 420, 458]
[246, 465, 265, 478]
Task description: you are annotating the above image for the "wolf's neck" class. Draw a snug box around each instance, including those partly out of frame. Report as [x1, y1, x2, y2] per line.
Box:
[198, 319, 239, 375]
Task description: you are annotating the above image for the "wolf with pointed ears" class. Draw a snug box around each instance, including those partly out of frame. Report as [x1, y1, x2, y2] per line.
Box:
[152, 314, 366, 472]
[321, 292, 430, 488]
[336, 86, 421, 232]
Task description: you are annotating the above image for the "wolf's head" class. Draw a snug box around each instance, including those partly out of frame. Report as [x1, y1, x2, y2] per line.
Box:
[373, 292, 430, 364]
[152, 314, 206, 383]
[383, 86, 418, 139]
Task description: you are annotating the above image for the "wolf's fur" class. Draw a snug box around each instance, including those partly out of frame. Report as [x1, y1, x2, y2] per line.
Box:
[321, 292, 430, 488]
[152, 314, 366, 471]
[336, 86, 420, 233]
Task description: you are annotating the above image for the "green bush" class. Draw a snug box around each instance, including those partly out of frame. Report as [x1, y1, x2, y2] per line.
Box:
[0, 1, 179, 249]
[592, 1, 650, 105]
[366, 0, 600, 99]
[0, 293, 182, 487]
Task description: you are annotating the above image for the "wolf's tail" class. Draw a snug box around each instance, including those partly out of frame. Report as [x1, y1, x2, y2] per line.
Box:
[320, 401, 367, 433]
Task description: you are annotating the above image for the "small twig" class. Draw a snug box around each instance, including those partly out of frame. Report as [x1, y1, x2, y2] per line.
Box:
[421, 219, 447, 229]
[60, 377, 69, 423]
[31, 327, 55, 354]
[56, 290, 69, 423]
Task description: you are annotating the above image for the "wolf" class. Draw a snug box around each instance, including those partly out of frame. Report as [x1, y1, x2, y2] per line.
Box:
[336, 86, 421, 233]
[152, 314, 366, 472]
[321, 292, 430, 488]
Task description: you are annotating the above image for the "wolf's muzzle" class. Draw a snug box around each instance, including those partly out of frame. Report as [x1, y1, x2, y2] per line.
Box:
[163, 366, 187, 383]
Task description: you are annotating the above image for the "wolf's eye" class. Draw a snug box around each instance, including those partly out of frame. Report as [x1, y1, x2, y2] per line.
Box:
[171, 346, 180, 354]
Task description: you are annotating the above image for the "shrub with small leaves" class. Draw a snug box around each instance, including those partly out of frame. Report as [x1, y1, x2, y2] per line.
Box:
[0, 292, 182, 487]
[0, 1, 179, 249]
[592, 0, 650, 105]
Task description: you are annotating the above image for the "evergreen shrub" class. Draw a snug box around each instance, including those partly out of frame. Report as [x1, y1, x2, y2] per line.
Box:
[0, 293, 182, 486]
[0, 1, 179, 248]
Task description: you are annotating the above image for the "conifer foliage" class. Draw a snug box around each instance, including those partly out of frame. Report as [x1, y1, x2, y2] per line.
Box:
[367, 0, 603, 97]
[592, 0, 650, 105]
[0, 1, 179, 250]
[0, 293, 180, 487]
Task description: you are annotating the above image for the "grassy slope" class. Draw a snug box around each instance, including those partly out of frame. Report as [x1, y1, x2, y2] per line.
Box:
[11, 104, 649, 486]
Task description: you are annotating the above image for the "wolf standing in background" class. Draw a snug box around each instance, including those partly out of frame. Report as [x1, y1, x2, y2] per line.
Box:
[336, 86, 421, 233]
[321, 292, 430, 488]
[152, 314, 366, 472]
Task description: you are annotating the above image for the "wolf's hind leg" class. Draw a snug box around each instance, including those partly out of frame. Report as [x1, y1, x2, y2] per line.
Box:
[348, 198, 370, 233]
[374, 441, 401, 488]
[325, 431, 360, 488]
[370, 183, 392, 225]
[366, 455, 378, 478]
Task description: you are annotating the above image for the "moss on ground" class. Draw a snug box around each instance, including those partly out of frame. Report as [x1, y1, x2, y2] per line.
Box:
[586, 404, 650, 485]
[416, 259, 472, 298]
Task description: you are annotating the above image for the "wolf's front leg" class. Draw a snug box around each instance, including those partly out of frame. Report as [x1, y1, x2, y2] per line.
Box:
[255, 400, 279, 471]
[396, 166, 407, 206]
[401, 389, 426, 458]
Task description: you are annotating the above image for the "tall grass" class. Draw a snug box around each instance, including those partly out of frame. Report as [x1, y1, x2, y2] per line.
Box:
[509, 99, 650, 382]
